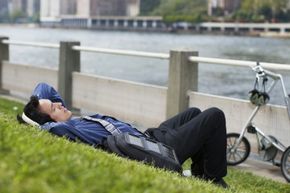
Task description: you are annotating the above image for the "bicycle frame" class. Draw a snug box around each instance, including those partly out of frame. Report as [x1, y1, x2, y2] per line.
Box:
[252, 124, 286, 152]
[232, 67, 290, 152]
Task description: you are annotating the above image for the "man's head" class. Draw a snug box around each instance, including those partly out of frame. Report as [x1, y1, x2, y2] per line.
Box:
[17, 95, 72, 125]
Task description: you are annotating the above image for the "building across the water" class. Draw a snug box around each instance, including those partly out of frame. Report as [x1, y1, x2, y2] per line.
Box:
[40, 0, 142, 29]
[0, 0, 40, 21]
[40, 0, 140, 21]
[208, 0, 240, 16]
[0, 0, 9, 21]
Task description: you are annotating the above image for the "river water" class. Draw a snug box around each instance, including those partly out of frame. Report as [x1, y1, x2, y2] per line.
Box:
[1, 25, 290, 105]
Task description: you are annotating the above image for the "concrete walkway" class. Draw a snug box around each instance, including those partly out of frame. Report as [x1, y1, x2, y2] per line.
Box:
[233, 158, 287, 183]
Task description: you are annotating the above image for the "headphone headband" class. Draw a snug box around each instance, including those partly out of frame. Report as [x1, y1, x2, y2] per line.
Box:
[22, 112, 40, 127]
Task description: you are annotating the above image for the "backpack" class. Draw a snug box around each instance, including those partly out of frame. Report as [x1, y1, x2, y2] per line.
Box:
[82, 116, 182, 173]
[105, 132, 182, 173]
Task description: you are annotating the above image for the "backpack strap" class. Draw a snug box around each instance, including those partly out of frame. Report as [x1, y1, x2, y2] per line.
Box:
[82, 116, 121, 135]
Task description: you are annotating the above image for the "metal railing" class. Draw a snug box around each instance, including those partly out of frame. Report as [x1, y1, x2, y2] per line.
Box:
[189, 56, 290, 71]
[1, 39, 169, 60]
[72, 46, 169, 60]
[2, 40, 60, 49]
[2, 39, 290, 71]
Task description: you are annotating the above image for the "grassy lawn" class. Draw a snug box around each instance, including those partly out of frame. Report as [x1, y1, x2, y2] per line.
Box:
[0, 96, 289, 193]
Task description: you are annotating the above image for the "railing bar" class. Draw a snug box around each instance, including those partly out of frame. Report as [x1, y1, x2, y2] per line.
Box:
[72, 46, 170, 60]
[2, 38, 290, 70]
[189, 56, 290, 71]
[2, 40, 60, 49]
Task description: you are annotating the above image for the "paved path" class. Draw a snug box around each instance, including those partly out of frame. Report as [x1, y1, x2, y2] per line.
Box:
[233, 158, 287, 183]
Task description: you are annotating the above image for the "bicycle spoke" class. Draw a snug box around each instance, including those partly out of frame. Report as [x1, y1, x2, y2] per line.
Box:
[236, 151, 245, 155]
[227, 152, 232, 160]
[232, 153, 237, 162]
[228, 138, 234, 146]
[237, 147, 246, 152]
[227, 148, 245, 161]
[238, 145, 246, 149]
[227, 139, 245, 150]
[228, 152, 237, 162]
[236, 151, 244, 159]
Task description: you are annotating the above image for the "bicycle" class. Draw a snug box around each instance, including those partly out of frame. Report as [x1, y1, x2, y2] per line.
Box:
[226, 63, 290, 183]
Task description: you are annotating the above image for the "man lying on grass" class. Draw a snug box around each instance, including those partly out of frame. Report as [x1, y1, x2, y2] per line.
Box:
[17, 82, 228, 188]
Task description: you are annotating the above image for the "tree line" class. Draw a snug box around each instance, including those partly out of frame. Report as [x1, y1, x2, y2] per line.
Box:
[233, 0, 290, 22]
[140, 0, 290, 23]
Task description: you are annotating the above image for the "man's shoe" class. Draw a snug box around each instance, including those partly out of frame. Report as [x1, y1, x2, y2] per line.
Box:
[213, 178, 229, 189]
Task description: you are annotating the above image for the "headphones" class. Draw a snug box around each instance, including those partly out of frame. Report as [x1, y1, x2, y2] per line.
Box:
[249, 89, 270, 106]
[249, 63, 270, 106]
[22, 112, 40, 126]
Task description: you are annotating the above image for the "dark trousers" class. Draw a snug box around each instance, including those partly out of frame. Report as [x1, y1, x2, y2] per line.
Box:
[148, 107, 227, 179]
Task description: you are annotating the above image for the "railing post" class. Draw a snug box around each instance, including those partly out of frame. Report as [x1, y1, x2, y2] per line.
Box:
[58, 41, 80, 110]
[0, 37, 9, 94]
[166, 50, 198, 118]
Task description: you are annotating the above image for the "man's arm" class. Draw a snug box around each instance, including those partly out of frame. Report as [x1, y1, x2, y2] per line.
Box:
[47, 123, 102, 146]
[32, 82, 66, 107]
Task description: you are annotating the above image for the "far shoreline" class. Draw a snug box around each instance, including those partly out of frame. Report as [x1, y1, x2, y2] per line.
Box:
[1, 22, 290, 39]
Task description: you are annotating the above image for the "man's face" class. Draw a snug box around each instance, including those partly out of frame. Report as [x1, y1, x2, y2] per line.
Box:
[38, 99, 72, 122]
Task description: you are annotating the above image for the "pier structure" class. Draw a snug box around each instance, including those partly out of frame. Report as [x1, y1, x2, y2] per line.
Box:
[0, 36, 290, 152]
[196, 22, 290, 35]
[40, 17, 290, 36]
[41, 16, 166, 31]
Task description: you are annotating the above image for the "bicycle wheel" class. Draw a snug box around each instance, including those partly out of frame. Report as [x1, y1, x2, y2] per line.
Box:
[281, 146, 290, 182]
[226, 133, 251, 166]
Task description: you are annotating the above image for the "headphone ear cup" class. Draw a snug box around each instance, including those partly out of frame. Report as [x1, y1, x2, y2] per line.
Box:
[257, 92, 264, 106]
[261, 92, 270, 105]
[249, 89, 259, 105]
[256, 92, 270, 106]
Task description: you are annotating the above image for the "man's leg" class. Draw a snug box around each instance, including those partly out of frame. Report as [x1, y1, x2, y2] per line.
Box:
[146, 107, 201, 142]
[158, 107, 202, 129]
[157, 107, 227, 180]
[190, 149, 205, 178]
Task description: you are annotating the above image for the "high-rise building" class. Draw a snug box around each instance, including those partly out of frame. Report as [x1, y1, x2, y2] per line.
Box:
[41, 0, 60, 18]
[77, 0, 140, 17]
[126, 0, 140, 16]
[208, 0, 240, 16]
[0, 0, 39, 21]
[61, 0, 76, 15]
[223, 0, 240, 15]
[9, 0, 27, 14]
[40, 0, 140, 22]
[0, 0, 9, 18]
[77, 0, 90, 17]
[40, 0, 76, 18]
[91, 0, 127, 16]
[27, 0, 40, 17]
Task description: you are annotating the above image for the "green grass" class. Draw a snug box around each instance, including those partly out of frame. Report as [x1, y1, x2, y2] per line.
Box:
[0, 97, 289, 193]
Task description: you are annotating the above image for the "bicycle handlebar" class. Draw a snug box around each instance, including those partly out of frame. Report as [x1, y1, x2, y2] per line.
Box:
[252, 65, 280, 80]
